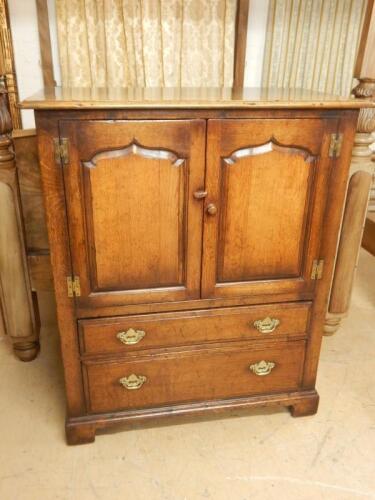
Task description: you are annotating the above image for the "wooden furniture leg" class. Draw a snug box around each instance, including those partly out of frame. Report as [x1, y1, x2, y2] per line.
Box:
[324, 78, 375, 335]
[0, 89, 40, 360]
[66, 422, 97, 446]
[290, 392, 320, 418]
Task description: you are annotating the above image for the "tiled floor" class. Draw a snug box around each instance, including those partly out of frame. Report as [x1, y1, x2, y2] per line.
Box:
[0, 250, 374, 500]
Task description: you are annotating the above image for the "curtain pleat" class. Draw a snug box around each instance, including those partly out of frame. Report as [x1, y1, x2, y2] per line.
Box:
[56, 0, 237, 87]
[262, 0, 367, 96]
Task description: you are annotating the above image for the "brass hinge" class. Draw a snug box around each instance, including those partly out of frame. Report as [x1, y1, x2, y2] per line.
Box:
[67, 276, 81, 297]
[328, 133, 343, 158]
[311, 259, 324, 280]
[54, 138, 69, 165]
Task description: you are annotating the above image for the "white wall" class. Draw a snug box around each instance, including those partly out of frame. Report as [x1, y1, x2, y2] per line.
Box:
[244, 0, 269, 87]
[8, 0, 61, 128]
[47, 0, 62, 86]
[8, 0, 43, 128]
[8, 0, 268, 128]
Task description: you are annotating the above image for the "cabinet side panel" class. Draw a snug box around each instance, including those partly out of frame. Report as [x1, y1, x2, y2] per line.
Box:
[35, 111, 85, 416]
[303, 110, 359, 388]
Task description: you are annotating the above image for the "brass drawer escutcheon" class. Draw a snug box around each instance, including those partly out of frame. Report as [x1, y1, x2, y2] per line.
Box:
[249, 360, 276, 376]
[116, 328, 146, 345]
[253, 317, 280, 334]
[119, 374, 147, 390]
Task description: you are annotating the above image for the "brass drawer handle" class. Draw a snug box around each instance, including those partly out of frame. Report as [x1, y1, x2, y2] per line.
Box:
[253, 317, 280, 334]
[116, 328, 146, 345]
[249, 360, 276, 376]
[119, 374, 147, 390]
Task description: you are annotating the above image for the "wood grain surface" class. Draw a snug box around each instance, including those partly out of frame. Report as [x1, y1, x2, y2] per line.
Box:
[79, 302, 311, 356]
[20, 86, 373, 110]
[83, 340, 306, 414]
[32, 104, 358, 443]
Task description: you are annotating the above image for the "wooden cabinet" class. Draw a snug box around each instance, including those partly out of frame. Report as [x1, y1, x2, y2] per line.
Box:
[23, 87, 361, 444]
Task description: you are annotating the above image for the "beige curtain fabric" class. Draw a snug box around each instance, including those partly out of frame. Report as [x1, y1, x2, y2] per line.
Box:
[56, 0, 237, 87]
[262, 0, 367, 96]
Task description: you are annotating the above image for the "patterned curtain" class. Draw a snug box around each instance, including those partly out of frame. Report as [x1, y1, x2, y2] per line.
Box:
[262, 0, 368, 96]
[55, 0, 237, 87]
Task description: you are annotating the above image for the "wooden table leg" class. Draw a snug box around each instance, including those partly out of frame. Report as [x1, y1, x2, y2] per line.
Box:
[0, 88, 40, 360]
[324, 78, 375, 335]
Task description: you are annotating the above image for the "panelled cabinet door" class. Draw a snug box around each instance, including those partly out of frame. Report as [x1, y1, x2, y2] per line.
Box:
[60, 120, 205, 309]
[202, 118, 339, 299]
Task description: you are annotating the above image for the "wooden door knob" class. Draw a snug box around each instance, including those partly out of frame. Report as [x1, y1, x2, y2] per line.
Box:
[193, 190, 208, 199]
[206, 203, 217, 215]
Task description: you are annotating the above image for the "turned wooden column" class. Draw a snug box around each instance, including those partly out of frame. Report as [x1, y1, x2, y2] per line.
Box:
[0, 0, 22, 128]
[324, 79, 375, 334]
[0, 88, 40, 360]
[324, 0, 375, 334]
[369, 138, 375, 212]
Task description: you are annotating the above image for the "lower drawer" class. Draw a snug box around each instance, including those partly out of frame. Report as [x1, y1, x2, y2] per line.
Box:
[83, 340, 306, 414]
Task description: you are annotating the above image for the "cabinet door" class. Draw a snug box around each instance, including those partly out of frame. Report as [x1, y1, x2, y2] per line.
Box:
[202, 118, 338, 299]
[60, 120, 205, 309]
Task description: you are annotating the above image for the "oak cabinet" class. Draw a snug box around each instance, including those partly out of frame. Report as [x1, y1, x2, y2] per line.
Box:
[23, 88, 360, 444]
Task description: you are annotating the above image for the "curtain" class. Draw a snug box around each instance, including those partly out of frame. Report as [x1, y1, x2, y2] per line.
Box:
[262, 0, 367, 96]
[55, 0, 237, 87]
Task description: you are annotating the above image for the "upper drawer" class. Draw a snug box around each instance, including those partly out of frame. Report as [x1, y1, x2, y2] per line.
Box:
[78, 302, 311, 356]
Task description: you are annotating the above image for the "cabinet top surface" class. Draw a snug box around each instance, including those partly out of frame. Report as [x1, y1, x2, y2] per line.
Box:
[20, 86, 372, 110]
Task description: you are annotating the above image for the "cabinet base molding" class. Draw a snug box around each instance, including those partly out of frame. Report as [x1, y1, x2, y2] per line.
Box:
[66, 390, 319, 445]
